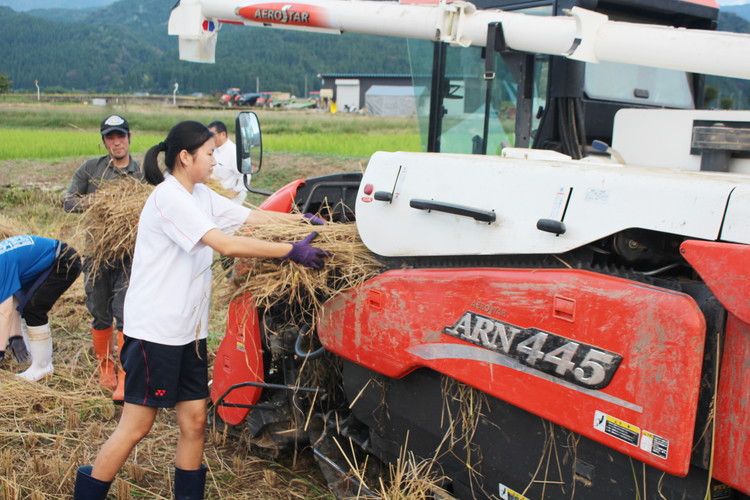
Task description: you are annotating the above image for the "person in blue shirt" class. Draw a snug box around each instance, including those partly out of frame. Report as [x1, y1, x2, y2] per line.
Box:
[0, 235, 82, 381]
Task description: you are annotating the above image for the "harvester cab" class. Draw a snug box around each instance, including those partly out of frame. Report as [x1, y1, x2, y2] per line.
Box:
[170, 0, 750, 498]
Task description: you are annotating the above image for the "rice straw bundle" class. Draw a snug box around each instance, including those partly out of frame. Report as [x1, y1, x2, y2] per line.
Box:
[205, 178, 237, 199]
[229, 221, 384, 315]
[78, 178, 152, 274]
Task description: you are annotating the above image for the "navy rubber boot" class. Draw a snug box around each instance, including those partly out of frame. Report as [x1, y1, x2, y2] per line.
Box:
[174, 464, 207, 500]
[74, 465, 112, 500]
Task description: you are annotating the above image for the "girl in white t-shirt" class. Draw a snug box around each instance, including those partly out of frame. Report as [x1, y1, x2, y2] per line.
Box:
[74, 121, 328, 500]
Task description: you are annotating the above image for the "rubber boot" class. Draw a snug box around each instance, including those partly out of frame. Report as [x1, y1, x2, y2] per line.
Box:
[74, 465, 111, 500]
[112, 331, 126, 403]
[174, 464, 208, 500]
[16, 323, 53, 382]
[92, 327, 117, 390]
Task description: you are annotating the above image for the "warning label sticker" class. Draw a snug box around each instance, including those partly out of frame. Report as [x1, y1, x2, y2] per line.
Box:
[640, 430, 669, 459]
[594, 410, 640, 446]
[712, 483, 733, 500]
[498, 483, 529, 500]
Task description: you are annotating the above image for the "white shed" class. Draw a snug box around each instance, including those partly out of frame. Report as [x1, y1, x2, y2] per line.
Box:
[334, 79, 361, 111]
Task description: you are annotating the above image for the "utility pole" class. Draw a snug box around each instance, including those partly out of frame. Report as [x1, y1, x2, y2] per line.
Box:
[35, 80, 40, 101]
[173, 82, 179, 106]
[256, 76, 260, 93]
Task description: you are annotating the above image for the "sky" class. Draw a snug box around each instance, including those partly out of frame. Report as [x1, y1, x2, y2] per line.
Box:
[719, 0, 749, 5]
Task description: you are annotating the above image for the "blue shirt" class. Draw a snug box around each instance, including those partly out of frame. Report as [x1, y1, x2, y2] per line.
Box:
[0, 235, 58, 303]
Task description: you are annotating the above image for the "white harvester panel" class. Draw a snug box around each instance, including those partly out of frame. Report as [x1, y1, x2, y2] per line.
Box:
[355, 151, 750, 257]
[613, 109, 750, 174]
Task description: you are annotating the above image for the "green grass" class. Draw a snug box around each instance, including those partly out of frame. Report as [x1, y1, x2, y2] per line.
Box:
[0, 104, 422, 159]
[0, 128, 164, 160]
[0, 127, 420, 160]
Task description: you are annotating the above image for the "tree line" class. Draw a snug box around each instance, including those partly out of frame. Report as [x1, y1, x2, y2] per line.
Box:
[0, 0, 748, 108]
[0, 1, 410, 97]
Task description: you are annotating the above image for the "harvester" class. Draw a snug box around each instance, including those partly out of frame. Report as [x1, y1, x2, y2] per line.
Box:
[169, 0, 750, 497]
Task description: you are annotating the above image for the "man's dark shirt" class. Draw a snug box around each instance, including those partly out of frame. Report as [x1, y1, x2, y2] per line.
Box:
[64, 155, 143, 213]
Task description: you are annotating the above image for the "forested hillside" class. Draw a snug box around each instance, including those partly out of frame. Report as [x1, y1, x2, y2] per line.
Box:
[0, 0, 748, 107]
[0, 0, 410, 96]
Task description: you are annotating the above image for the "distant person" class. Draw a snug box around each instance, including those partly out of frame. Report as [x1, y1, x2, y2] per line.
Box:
[207, 120, 248, 204]
[0, 235, 82, 381]
[64, 114, 143, 402]
[74, 120, 328, 499]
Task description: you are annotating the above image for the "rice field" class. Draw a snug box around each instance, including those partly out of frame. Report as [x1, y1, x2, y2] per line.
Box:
[0, 103, 421, 160]
[0, 129, 165, 161]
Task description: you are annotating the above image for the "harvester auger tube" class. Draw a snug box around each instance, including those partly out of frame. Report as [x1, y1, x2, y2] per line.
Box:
[169, 0, 750, 80]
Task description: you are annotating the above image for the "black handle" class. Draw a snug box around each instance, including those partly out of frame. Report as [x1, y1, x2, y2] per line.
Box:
[374, 191, 393, 202]
[537, 219, 566, 234]
[410, 199, 496, 223]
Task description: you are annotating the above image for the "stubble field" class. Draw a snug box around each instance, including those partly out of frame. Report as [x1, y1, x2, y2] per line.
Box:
[0, 102, 419, 499]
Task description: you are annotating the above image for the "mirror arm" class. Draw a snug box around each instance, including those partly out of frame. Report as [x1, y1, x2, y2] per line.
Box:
[243, 174, 273, 196]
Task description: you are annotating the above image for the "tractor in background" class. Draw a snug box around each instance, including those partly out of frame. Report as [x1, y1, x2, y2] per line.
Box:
[219, 87, 241, 106]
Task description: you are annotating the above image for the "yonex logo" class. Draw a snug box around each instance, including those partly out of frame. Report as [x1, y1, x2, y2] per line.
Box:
[154, 389, 167, 396]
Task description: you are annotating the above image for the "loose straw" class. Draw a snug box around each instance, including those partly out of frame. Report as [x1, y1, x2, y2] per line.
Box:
[77, 178, 152, 274]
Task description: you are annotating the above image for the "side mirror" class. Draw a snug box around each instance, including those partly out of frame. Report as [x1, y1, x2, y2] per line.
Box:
[235, 111, 262, 175]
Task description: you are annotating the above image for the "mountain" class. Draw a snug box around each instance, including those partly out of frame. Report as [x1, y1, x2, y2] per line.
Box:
[0, 5, 163, 92]
[723, 4, 750, 22]
[0, 0, 410, 95]
[25, 7, 98, 23]
[0, 0, 113, 11]
[0, 0, 748, 107]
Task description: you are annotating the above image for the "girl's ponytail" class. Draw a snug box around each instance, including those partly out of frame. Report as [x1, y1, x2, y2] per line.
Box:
[143, 122, 213, 186]
[143, 144, 165, 186]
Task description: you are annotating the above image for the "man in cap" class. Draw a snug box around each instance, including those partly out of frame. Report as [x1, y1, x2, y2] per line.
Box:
[64, 114, 143, 402]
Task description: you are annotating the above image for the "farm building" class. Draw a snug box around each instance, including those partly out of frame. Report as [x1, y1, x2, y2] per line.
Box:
[318, 73, 415, 114]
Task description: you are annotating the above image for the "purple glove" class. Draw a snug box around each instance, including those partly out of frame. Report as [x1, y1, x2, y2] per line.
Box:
[303, 213, 327, 226]
[282, 232, 330, 269]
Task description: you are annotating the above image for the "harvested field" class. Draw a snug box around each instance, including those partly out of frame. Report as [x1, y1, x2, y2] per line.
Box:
[0, 241, 331, 500]
[0, 112, 438, 499]
[0, 153, 357, 499]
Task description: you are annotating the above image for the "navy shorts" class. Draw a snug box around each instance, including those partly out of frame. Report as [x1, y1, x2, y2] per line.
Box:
[120, 335, 209, 408]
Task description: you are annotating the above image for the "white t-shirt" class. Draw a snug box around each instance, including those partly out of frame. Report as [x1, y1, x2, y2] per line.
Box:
[123, 175, 251, 346]
[211, 138, 247, 203]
